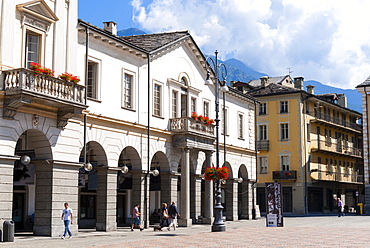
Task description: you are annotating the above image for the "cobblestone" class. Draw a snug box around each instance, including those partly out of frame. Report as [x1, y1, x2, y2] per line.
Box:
[1, 215, 370, 248]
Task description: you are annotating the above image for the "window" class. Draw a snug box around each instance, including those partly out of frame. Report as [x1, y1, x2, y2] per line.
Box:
[203, 101, 210, 117]
[259, 103, 267, 115]
[154, 84, 161, 116]
[280, 101, 288, 113]
[280, 123, 289, 140]
[306, 123, 310, 141]
[25, 31, 41, 68]
[172, 90, 178, 118]
[238, 114, 244, 139]
[222, 107, 228, 135]
[259, 156, 268, 174]
[259, 125, 267, 140]
[123, 73, 133, 109]
[87, 62, 98, 99]
[281, 156, 290, 171]
[191, 97, 196, 113]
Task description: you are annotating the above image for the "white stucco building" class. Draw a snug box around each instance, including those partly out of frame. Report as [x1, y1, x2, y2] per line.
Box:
[0, 0, 257, 237]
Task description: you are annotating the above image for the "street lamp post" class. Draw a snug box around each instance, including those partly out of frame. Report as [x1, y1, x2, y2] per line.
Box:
[205, 50, 228, 232]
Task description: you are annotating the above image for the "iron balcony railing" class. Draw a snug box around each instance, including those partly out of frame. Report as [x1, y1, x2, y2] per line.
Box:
[310, 139, 362, 157]
[272, 170, 297, 180]
[308, 111, 362, 132]
[310, 169, 364, 183]
[256, 140, 269, 151]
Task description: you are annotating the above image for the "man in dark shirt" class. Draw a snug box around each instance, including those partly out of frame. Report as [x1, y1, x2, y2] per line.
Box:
[167, 201, 180, 231]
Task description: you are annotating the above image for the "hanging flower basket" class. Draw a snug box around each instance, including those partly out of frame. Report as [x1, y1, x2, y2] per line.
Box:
[204, 166, 229, 181]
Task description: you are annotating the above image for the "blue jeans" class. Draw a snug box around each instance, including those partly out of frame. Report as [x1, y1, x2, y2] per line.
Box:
[63, 220, 72, 237]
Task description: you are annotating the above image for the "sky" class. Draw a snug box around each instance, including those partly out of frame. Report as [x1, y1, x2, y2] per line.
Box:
[78, 0, 370, 90]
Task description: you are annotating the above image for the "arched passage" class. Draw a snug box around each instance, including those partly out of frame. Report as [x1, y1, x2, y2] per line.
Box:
[238, 164, 250, 219]
[78, 141, 108, 230]
[13, 129, 53, 235]
[116, 146, 141, 226]
[149, 151, 169, 224]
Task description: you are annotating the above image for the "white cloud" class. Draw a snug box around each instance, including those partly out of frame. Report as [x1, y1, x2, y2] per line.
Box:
[131, 0, 370, 89]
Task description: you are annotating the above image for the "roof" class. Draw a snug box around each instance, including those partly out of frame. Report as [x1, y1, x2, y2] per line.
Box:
[119, 31, 190, 53]
[356, 76, 370, 88]
[247, 76, 291, 87]
[247, 83, 302, 97]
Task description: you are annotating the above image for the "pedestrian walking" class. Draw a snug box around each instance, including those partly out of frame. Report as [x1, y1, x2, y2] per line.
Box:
[131, 204, 144, 231]
[61, 202, 73, 239]
[160, 202, 169, 228]
[167, 201, 180, 231]
[337, 198, 344, 217]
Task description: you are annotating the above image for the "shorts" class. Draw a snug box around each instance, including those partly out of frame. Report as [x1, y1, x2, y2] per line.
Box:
[132, 217, 140, 225]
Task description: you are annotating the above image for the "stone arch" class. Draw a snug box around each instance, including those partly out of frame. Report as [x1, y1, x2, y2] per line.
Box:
[238, 164, 250, 220]
[13, 129, 53, 234]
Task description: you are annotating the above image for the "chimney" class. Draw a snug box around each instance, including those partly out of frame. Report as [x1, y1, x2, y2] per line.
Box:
[103, 21, 117, 35]
[260, 76, 269, 87]
[337, 94, 347, 108]
[294, 77, 304, 90]
[306, 85, 315, 94]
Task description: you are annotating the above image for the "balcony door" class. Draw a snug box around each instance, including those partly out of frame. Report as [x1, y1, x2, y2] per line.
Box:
[181, 94, 188, 117]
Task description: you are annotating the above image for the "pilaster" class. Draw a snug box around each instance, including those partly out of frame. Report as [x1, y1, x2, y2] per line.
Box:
[179, 148, 192, 227]
[0, 155, 17, 231]
[190, 174, 202, 223]
[96, 167, 117, 231]
[34, 160, 80, 237]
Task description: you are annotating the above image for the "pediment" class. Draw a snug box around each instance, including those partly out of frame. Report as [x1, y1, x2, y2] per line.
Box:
[17, 0, 58, 23]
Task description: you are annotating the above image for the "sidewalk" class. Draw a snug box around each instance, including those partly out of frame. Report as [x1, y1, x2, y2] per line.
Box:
[1, 216, 370, 247]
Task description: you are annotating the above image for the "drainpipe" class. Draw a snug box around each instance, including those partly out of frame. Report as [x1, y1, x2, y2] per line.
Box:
[253, 98, 258, 219]
[301, 92, 308, 214]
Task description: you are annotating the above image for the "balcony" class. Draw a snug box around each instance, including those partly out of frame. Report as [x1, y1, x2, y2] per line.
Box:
[256, 140, 269, 151]
[310, 139, 362, 158]
[2, 68, 87, 128]
[169, 117, 215, 150]
[272, 170, 297, 180]
[310, 169, 363, 184]
[308, 111, 362, 132]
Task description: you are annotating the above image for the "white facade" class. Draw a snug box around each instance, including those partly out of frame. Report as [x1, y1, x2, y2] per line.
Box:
[0, 0, 257, 237]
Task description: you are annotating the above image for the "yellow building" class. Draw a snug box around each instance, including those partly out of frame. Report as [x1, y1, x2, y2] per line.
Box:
[234, 76, 363, 214]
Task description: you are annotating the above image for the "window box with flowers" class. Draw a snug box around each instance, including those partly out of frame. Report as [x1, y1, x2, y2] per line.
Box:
[59, 72, 80, 83]
[30, 62, 54, 77]
[204, 166, 229, 181]
[191, 112, 215, 125]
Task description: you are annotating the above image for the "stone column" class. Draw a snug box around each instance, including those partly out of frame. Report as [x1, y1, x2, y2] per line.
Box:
[34, 160, 80, 237]
[239, 181, 249, 219]
[0, 155, 17, 231]
[225, 180, 238, 221]
[96, 167, 117, 231]
[203, 152, 213, 224]
[179, 148, 192, 227]
[190, 174, 202, 223]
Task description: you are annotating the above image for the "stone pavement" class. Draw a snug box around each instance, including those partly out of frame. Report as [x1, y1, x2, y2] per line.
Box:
[1, 215, 370, 247]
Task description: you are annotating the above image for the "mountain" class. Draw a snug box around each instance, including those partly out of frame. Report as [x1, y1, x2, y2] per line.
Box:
[117, 28, 146, 36]
[305, 80, 361, 113]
